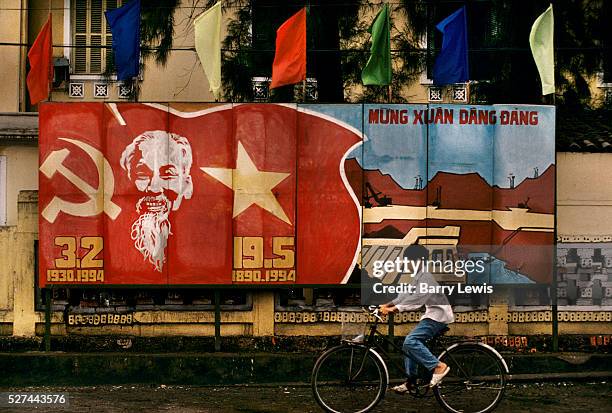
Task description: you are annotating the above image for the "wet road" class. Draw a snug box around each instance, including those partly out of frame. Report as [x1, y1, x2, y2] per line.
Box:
[0, 381, 610, 412]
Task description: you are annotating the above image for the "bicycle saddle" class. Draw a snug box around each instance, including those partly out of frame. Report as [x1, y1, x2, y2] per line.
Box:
[436, 326, 450, 337]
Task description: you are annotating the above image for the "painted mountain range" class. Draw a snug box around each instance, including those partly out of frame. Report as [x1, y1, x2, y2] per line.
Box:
[345, 158, 554, 213]
[345, 158, 555, 283]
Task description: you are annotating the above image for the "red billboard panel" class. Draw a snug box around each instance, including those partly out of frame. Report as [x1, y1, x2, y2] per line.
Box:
[39, 103, 362, 286]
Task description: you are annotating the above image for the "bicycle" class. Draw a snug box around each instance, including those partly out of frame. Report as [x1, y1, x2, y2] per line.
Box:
[311, 307, 509, 413]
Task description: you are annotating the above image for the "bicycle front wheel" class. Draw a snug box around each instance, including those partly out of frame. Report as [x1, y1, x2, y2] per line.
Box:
[311, 344, 387, 413]
[433, 343, 507, 413]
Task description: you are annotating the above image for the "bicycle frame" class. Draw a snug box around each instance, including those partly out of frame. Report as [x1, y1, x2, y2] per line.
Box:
[359, 314, 436, 378]
[363, 326, 409, 377]
[355, 313, 501, 386]
[314, 311, 511, 413]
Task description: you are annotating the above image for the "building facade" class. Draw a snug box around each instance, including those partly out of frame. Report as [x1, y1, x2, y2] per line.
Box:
[0, 0, 611, 342]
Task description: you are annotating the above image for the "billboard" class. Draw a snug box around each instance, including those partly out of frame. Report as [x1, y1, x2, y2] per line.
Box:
[39, 103, 554, 286]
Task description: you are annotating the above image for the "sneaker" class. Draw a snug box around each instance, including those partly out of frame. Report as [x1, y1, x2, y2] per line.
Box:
[391, 381, 412, 394]
[429, 366, 450, 387]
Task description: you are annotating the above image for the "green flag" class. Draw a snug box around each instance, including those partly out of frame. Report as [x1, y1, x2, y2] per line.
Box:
[362, 4, 391, 86]
[529, 4, 555, 95]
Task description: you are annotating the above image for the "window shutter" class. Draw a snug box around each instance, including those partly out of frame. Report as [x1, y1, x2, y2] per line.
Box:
[90, 0, 103, 73]
[105, 0, 118, 72]
[91, 0, 103, 33]
[75, 34, 87, 73]
[73, 0, 122, 75]
[74, 0, 87, 73]
[90, 35, 102, 73]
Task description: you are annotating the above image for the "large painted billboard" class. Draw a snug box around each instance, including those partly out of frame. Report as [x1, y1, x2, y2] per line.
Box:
[39, 103, 554, 286]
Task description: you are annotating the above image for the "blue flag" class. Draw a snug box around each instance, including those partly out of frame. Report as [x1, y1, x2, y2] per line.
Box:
[105, 0, 141, 80]
[433, 6, 469, 85]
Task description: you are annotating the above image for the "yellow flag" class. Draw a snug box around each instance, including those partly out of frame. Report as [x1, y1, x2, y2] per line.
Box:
[529, 4, 554, 95]
[194, 1, 222, 100]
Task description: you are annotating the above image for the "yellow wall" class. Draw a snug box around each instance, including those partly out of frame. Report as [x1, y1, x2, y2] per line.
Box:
[557, 153, 612, 237]
[0, 0, 27, 112]
[0, 191, 38, 336]
[0, 226, 16, 312]
[0, 145, 38, 226]
[136, 3, 227, 103]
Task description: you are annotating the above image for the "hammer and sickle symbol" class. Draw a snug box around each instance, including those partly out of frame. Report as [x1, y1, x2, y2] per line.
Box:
[40, 138, 122, 223]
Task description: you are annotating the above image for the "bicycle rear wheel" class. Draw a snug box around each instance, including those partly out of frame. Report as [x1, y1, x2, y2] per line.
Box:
[311, 344, 387, 413]
[433, 343, 507, 413]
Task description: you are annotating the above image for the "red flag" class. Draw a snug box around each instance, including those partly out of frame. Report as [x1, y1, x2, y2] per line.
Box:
[27, 14, 53, 105]
[270, 8, 306, 89]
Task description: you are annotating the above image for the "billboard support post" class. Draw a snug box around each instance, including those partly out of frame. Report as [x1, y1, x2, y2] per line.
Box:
[44, 288, 51, 352]
[552, 275, 558, 351]
[552, 118, 559, 352]
[214, 290, 221, 352]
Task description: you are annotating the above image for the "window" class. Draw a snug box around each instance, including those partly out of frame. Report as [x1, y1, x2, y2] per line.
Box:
[0, 155, 6, 225]
[73, 0, 122, 74]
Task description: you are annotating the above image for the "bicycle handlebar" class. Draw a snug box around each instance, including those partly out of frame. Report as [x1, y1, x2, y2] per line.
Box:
[364, 305, 384, 322]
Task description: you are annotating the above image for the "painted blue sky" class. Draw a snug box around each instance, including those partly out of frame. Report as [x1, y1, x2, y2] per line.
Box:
[300, 104, 363, 135]
[303, 104, 555, 189]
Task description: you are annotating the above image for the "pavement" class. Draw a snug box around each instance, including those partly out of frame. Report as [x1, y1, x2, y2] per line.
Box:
[0, 381, 610, 412]
[0, 351, 610, 386]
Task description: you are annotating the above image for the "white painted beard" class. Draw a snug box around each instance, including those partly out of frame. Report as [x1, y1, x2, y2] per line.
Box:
[131, 196, 172, 272]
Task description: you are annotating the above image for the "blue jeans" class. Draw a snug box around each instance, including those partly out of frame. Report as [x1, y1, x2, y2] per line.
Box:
[403, 318, 447, 378]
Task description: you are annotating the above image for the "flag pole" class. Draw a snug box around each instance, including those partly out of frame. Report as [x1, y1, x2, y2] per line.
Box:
[551, 86, 557, 351]
[48, 0, 52, 102]
[305, 4, 310, 105]
[387, 1, 391, 103]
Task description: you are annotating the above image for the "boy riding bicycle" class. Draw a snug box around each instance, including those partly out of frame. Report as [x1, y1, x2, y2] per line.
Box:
[379, 244, 454, 392]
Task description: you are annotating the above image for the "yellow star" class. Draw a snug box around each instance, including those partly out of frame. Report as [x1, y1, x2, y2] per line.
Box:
[201, 142, 292, 224]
